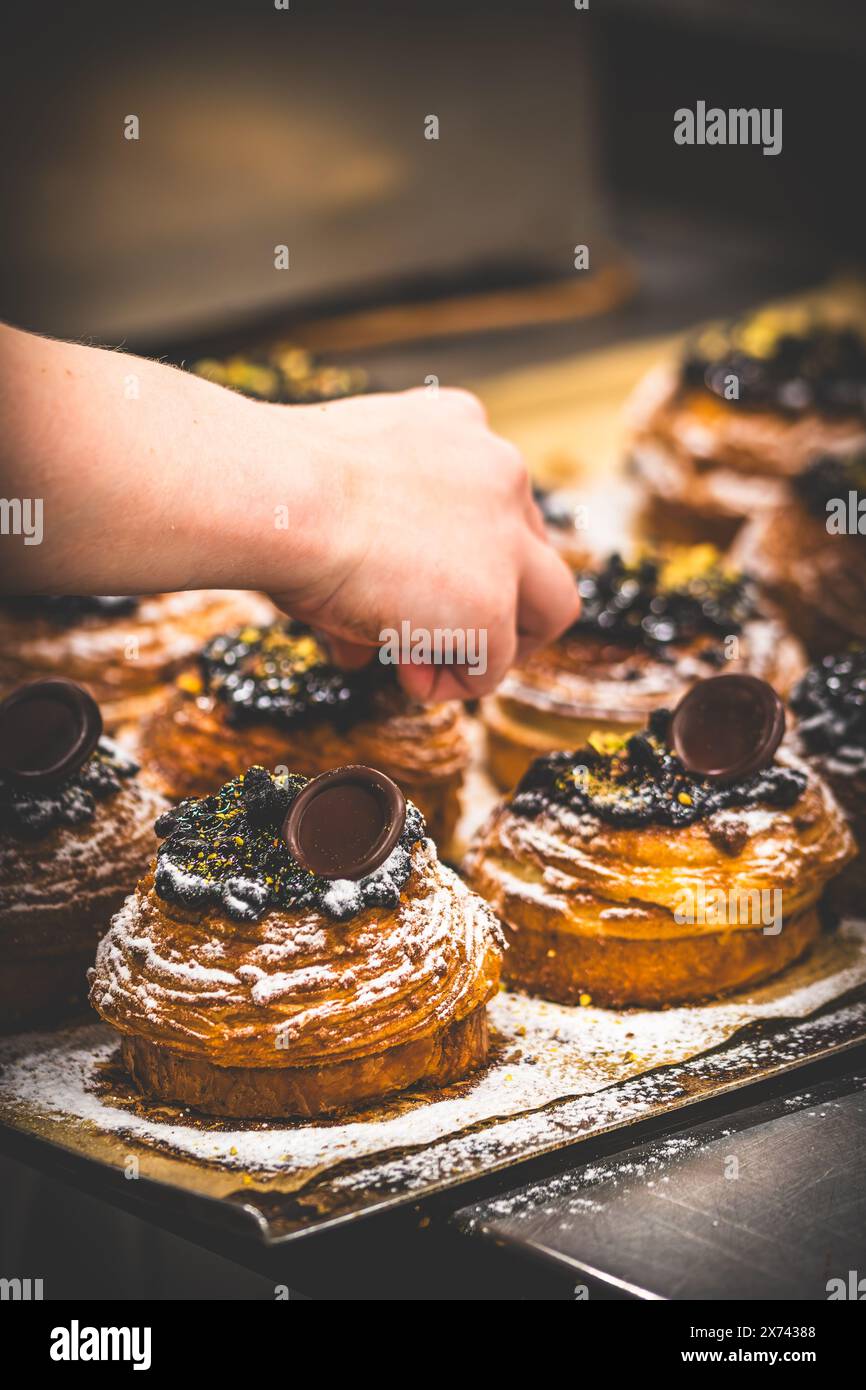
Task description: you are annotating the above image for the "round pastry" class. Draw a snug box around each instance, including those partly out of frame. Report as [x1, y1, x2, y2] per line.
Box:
[481, 546, 806, 791]
[629, 302, 866, 546]
[0, 591, 277, 734]
[138, 619, 470, 850]
[89, 765, 503, 1118]
[789, 647, 866, 913]
[731, 447, 866, 656]
[0, 680, 166, 1031]
[466, 694, 854, 1008]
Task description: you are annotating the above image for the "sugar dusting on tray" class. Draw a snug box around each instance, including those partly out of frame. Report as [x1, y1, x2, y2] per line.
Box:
[1, 920, 865, 1183]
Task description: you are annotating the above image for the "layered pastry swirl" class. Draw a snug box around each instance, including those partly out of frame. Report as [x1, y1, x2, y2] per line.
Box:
[89, 767, 503, 1117]
[0, 591, 276, 734]
[629, 302, 866, 546]
[466, 712, 854, 1007]
[731, 447, 866, 655]
[790, 648, 866, 912]
[482, 547, 805, 790]
[0, 738, 165, 1030]
[139, 620, 469, 849]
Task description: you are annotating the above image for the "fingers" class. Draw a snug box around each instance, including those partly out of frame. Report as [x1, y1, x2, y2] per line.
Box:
[322, 635, 376, 671]
[517, 537, 580, 649]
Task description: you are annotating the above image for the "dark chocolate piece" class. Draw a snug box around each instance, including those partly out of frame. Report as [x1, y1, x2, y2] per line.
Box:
[670, 675, 785, 785]
[283, 765, 406, 881]
[0, 679, 103, 788]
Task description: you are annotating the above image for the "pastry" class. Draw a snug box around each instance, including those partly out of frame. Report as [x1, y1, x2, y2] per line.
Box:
[139, 619, 470, 850]
[89, 764, 503, 1118]
[482, 546, 806, 790]
[789, 647, 866, 913]
[628, 300, 866, 546]
[731, 446, 866, 656]
[191, 345, 366, 403]
[0, 680, 166, 1031]
[532, 486, 595, 570]
[467, 676, 854, 1007]
[0, 591, 276, 734]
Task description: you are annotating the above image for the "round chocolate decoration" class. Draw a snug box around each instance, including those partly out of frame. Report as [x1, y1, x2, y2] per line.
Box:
[670, 674, 785, 785]
[282, 765, 407, 880]
[0, 679, 103, 788]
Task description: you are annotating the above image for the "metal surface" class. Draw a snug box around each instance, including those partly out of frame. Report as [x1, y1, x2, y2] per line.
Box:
[454, 1060, 866, 1301]
[2, 991, 865, 1252]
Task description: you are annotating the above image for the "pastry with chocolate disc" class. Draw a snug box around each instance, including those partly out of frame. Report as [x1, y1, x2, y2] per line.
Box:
[138, 619, 470, 850]
[0, 591, 277, 735]
[731, 446, 866, 656]
[467, 677, 854, 1007]
[0, 680, 166, 1030]
[481, 546, 805, 790]
[89, 765, 503, 1118]
[628, 299, 866, 546]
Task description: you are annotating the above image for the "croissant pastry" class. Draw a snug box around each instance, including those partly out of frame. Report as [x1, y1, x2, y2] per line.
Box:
[731, 448, 866, 656]
[482, 547, 806, 790]
[0, 591, 276, 734]
[89, 766, 503, 1117]
[138, 620, 470, 850]
[465, 710, 854, 1008]
[0, 735, 165, 1031]
[628, 302, 866, 546]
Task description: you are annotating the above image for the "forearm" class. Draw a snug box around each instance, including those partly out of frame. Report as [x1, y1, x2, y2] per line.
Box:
[0, 324, 327, 595]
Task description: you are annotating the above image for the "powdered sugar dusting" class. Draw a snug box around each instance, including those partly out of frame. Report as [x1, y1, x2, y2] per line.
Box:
[3, 920, 865, 1186]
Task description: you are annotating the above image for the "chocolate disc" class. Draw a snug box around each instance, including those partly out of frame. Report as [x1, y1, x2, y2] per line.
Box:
[282, 765, 407, 880]
[670, 674, 786, 785]
[0, 679, 103, 787]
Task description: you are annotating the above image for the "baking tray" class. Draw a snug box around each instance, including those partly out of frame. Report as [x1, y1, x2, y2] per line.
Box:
[2, 920, 865, 1248]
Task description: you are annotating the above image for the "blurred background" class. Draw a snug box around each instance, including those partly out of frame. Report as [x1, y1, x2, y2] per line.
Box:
[1, 0, 864, 388]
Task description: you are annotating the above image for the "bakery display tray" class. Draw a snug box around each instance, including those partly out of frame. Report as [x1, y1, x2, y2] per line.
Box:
[2, 920, 865, 1248]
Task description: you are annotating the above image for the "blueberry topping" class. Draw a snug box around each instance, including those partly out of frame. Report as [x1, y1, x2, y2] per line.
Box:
[0, 738, 139, 839]
[681, 316, 866, 419]
[510, 718, 805, 830]
[570, 550, 753, 652]
[196, 622, 384, 730]
[152, 766, 426, 923]
[791, 649, 866, 772]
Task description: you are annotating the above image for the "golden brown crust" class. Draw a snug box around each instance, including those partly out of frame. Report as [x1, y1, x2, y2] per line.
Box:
[139, 684, 469, 849]
[119, 1005, 489, 1118]
[90, 841, 503, 1114]
[0, 775, 166, 1031]
[0, 591, 276, 732]
[629, 364, 865, 544]
[496, 905, 822, 1009]
[481, 620, 806, 790]
[464, 750, 855, 1006]
[732, 505, 866, 657]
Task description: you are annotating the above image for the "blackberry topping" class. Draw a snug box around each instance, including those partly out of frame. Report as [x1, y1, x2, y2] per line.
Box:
[681, 313, 866, 419]
[571, 549, 754, 651]
[790, 649, 866, 772]
[193, 621, 384, 730]
[510, 718, 805, 829]
[191, 348, 366, 404]
[2, 596, 140, 625]
[793, 448, 866, 523]
[153, 766, 426, 923]
[0, 738, 139, 839]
